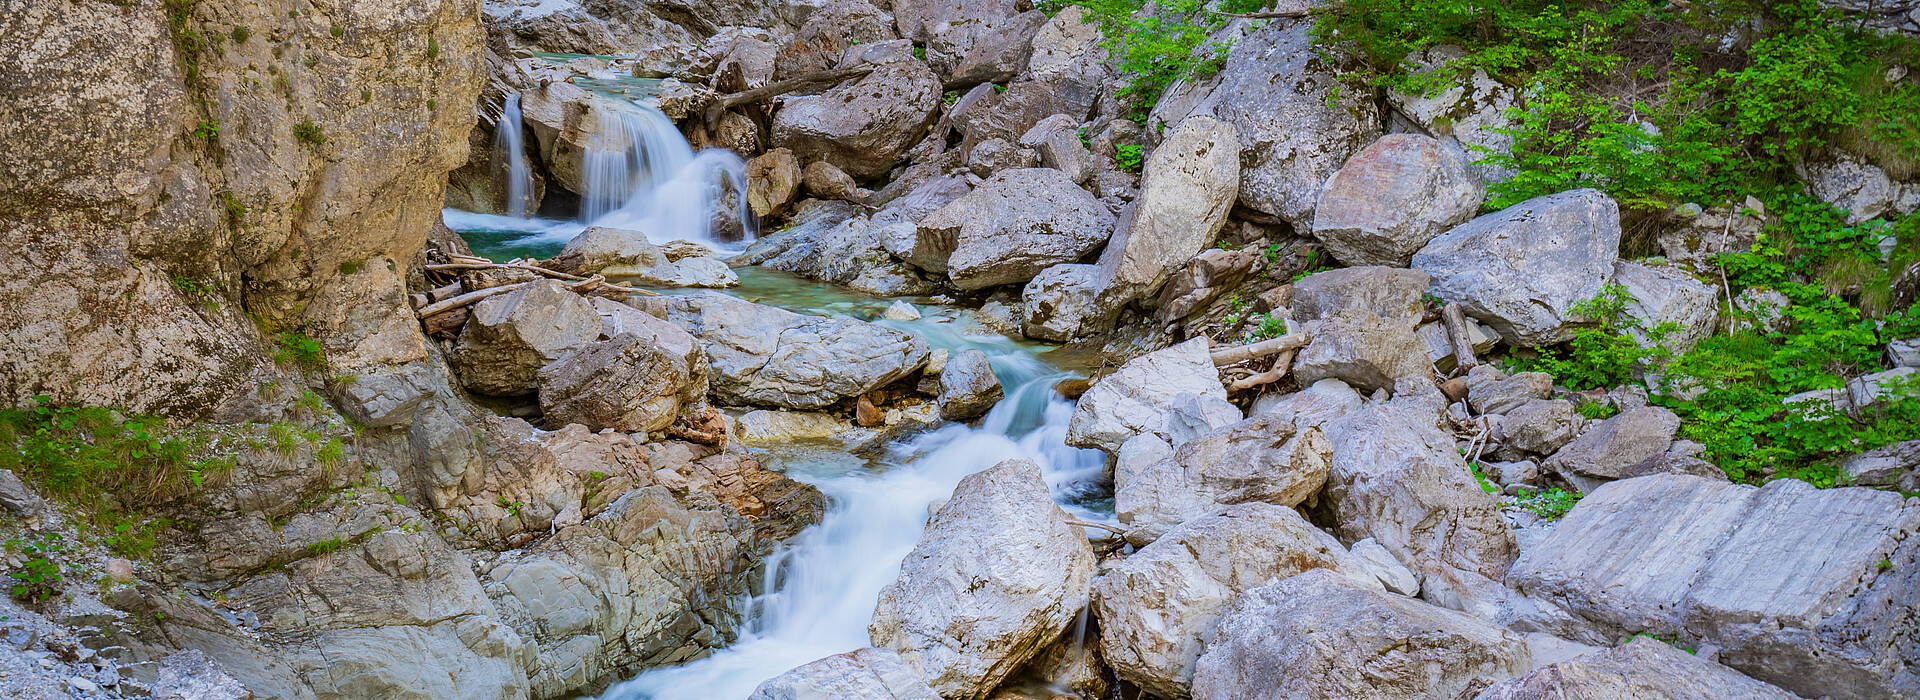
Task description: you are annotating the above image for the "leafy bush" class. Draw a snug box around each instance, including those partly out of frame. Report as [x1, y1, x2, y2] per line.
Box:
[273, 331, 327, 370]
[6, 534, 66, 603]
[1512, 488, 1581, 520]
[292, 120, 326, 148]
[1114, 143, 1144, 173]
[1044, 0, 1269, 121]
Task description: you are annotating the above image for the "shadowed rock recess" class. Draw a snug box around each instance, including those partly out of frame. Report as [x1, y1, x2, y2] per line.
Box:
[4, 1, 1920, 699]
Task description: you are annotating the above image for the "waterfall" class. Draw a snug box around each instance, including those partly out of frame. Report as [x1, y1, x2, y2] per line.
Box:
[600, 345, 1108, 700]
[580, 103, 756, 245]
[494, 93, 534, 219]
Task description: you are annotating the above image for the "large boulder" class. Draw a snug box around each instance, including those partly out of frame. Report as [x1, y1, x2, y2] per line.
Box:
[1542, 406, 1682, 493]
[537, 300, 708, 433]
[1476, 637, 1800, 700]
[1020, 263, 1105, 342]
[748, 647, 939, 700]
[937, 349, 1004, 420]
[745, 148, 803, 218]
[774, 0, 899, 80]
[733, 200, 930, 295]
[869, 459, 1096, 700]
[1312, 133, 1485, 267]
[1289, 266, 1433, 393]
[1613, 260, 1721, 353]
[1184, 20, 1381, 225]
[772, 60, 941, 179]
[1412, 189, 1623, 346]
[663, 293, 930, 409]
[1115, 413, 1332, 545]
[893, 0, 1035, 85]
[1020, 114, 1097, 185]
[553, 227, 738, 287]
[912, 168, 1115, 289]
[451, 280, 602, 396]
[1093, 503, 1381, 698]
[1838, 439, 1920, 490]
[1320, 396, 1518, 615]
[1507, 474, 1920, 699]
[1386, 45, 1519, 183]
[1066, 338, 1228, 455]
[1099, 115, 1241, 305]
[1192, 569, 1530, 700]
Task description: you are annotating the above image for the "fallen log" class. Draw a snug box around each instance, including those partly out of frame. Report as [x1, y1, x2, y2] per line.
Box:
[416, 282, 529, 318]
[423, 261, 659, 295]
[703, 66, 875, 127]
[1210, 328, 1312, 366]
[1441, 302, 1479, 372]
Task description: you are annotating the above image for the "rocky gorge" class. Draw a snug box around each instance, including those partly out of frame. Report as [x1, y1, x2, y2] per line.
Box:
[3, 0, 1920, 699]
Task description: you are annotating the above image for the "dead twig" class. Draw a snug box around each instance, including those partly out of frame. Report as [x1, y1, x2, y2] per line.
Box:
[703, 66, 875, 128]
[416, 282, 529, 318]
[1064, 519, 1126, 536]
[1227, 349, 1296, 392]
[1210, 329, 1312, 366]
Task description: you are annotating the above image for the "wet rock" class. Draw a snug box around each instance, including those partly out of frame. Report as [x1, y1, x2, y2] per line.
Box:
[746, 148, 803, 218]
[1413, 189, 1623, 346]
[537, 305, 707, 433]
[883, 300, 922, 321]
[1066, 338, 1226, 455]
[749, 647, 938, 700]
[665, 292, 929, 409]
[1192, 569, 1530, 700]
[802, 160, 860, 201]
[1289, 266, 1432, 393]
[773, 60, 941, 179]
[1321, 396, 1518, 615]
[1508, 474, 1920, 699]
[1100, 116, 1241, 306]
[870, 459, 1096, 700]
[1093, 503, 1381, 698]
[451, 280, 602, 396]
[734, 201, 928, 294]
[1543, 407, 1681, 493]
[1312, 133, 1485, 267]
[553, 227, 738, 287]
[1613, 260, 1721, 353]
[1477, 637, 1799, 700]
[914, 168, 1114, 290]
[1115, 414, 1332, 545]
[937, 349, 1004, 421]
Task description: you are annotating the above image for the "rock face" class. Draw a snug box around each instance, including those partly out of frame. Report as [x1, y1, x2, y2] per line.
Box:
[452, 280, 602, 396]
[913, 168, 1114, 290]
[1101, 116, 1241, 303]
[1321, 396, 1518, 614]
[537, 302, 708, 433]
[1115, 414, 1332, 545]
[749, 647, 939, 700]
[1289, 267, 1433, 393]
[1093, 504, 1380, 698]
[869, 459, 1096, 700]
[1312, 133, 1486, 267]
[1183, 20, 1380, 225]
[1413, 189, 1623, 345]
[1508, 474, 1920, 699]
[1192, 569, 1531, 700]
[664, 293, 929, 409]
[1613, 260, 1720, 352]
[937, 349, 1003, 420]
[773, 60, 942, 179]
[1067, 338, 1228, 455]
[1542, 406, 1681, 493]
[0, 0, 484, 418]
[1476, 637, 1800, 700]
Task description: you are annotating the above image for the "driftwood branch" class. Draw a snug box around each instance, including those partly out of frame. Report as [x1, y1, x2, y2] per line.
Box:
[1065, 519, 1126, 536]
[704, 67, 875, 127]
[1441, 302, 1479, 372]
[417, 282, 529, 318]
[1227, 349, 1296, 392]
[424, 261, 659, 296]
[1210, 329, 1312, 366]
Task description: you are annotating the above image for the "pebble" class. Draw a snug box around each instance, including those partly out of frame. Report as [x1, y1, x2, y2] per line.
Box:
[882, 300, 921, 321]
[69, 676, 98, 693]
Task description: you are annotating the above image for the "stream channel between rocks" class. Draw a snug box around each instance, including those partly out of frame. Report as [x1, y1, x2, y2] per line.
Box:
[449, 213, 1118, 699]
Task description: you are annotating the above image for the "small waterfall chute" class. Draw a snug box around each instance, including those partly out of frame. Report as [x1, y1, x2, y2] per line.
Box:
[493, 92, 535, 219]
[579, 102, 755, 247]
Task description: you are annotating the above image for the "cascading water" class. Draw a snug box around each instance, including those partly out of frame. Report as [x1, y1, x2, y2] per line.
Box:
[580, 103, 756, 245]
[494, 93, 535, 219]
[599, 324, 1110, 700]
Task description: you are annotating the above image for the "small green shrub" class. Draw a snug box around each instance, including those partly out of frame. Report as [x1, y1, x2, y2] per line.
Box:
[292, 120, 326, 148]
[273, 331, 327, 370]
[306, 537, 346, 555]
[1114, 143, 1144, 174]
[1468, 463, 1499, 494]
[6, 534, 67, 603]
[193, 119, 220, 144]
[426, 36, 439, 60]
[230, 25, 250, 43]
[329, 23, 344, 38]
[1045, 0, 1268, 121]
[1513, 488, 1581, 520]
[1575, 399, 1620, 420]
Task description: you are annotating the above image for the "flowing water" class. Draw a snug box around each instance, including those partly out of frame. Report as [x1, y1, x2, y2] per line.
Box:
[494, 93, 534, 218]
[446, 71, 1112, 697]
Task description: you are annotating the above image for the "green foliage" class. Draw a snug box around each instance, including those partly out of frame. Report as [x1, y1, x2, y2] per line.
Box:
[273, 331, 327, 370]
[1575, 399, 1620, 420]
[1884, 302, 1920, 340]
[426, 36, 439, 60]
[193, 119, 220, 144]
[329, 23, 344, 39]
[306, 537, 346, 555]
[1516, 283, 1669, 390]
[1512, 488, 1581, 520]
[1288, 249, 1332, 282]
[913, 46, 926, 61]
[1468, 463, 1499, 494]
[217, 190, 247, 230]
[292, 120, 326, 148]
[230, 25, 250, 44]
[1114, 143, 1144, 174]
[1044, 0, 1268, 121]
[6, 534, 67, 603]
[0, 399, 224, 556]
[163, 0, 207, 84]
[1240, 313, 1288, 343]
